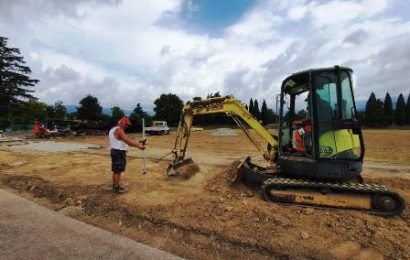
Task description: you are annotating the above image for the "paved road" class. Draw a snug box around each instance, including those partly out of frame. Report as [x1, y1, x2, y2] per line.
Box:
[0, 189, 183, 260]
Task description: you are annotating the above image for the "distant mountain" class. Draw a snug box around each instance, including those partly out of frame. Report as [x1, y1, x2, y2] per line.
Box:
[355, 100, 366, 111]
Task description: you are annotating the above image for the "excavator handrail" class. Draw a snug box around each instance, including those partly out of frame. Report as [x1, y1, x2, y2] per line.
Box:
[171, 95, 278, 164]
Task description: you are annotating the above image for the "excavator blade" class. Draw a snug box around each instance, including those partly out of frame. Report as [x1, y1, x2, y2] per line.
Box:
[166, 157, 200, 179]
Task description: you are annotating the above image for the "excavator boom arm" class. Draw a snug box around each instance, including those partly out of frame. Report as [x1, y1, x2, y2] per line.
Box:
[172, 95, 277, 164]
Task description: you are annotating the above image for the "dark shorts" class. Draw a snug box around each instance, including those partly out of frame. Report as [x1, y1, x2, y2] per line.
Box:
[111, 149, 127, 173]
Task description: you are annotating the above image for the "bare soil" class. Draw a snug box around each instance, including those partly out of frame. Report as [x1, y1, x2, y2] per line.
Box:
[0, 129, 409, 259]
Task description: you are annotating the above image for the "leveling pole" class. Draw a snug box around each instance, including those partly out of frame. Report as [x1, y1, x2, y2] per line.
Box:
[142, 118, 147, 192]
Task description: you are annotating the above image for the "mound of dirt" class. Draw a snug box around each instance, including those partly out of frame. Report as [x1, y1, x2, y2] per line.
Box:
[204, 161, 255, 197]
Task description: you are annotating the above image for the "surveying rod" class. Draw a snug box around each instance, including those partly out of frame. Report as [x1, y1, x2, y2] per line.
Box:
[142, 118, 147, 192]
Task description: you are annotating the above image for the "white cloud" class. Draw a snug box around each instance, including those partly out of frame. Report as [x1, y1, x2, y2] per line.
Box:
[310, 0, 390, 27]
[1, 0, 409, 112]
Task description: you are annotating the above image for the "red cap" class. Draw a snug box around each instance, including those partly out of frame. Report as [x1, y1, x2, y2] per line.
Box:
[118, 117, 132, 125]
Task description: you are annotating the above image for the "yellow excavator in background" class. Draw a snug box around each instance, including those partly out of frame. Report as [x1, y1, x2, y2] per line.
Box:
[166, 66, 405, 216]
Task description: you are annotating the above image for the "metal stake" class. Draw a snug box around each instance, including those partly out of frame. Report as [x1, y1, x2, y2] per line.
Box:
[142, 118, 147, 192]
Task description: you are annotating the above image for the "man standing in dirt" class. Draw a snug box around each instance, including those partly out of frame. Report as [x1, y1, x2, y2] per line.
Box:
[109, 117, 146, 195]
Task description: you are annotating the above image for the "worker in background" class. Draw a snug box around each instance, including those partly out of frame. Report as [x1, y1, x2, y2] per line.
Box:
[109, 117, 146, 195]
[33, 122, 47, 138]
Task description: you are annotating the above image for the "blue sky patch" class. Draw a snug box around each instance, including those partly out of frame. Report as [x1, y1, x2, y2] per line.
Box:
[181, 0, 257, 32]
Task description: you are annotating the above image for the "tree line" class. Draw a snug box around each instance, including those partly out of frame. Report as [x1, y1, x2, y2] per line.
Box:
[248, 98, 276, 125]
[189, 92, 277, 127]
[363, 92, 410, 127]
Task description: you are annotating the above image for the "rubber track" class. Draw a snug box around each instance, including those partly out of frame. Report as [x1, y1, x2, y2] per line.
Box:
[261, 177, 405, 216]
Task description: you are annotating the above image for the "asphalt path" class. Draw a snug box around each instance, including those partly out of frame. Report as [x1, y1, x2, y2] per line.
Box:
[0, 189, 183, 260]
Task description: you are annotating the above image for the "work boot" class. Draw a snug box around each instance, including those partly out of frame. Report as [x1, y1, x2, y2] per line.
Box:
[118, 186, 128, 192]
[112, 186, 127, 195]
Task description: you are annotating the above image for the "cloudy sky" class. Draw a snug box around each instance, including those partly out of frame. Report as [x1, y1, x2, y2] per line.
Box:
[1, 0, 409, 112]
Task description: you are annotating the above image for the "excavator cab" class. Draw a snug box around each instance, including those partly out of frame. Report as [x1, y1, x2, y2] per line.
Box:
[278, 66, 364, 181]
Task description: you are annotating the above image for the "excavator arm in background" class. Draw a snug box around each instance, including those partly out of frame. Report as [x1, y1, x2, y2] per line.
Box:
[168, 95, 278, 175]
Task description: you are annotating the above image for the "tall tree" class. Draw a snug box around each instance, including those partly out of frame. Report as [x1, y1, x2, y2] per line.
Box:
[53, 101, 67, 121]
[0, 36, 39, 123]
[406, 94, 410, 125]
[129, 103, 152, 131]
[383, 92, 393, 126]
[77, 94, 102, 121]
[266, 109, 276, 124]
[111, 106, 125, 122]
[261, 99, 268, 124]
[253, 99, 260, 120]
[154, 94, 183, 126]
[249, 98, 254, 115]
[364, 92, 384, 127]
[46, 104, 55, 121]
[395, 93, 406, 126]
[134, 103, 143, 114]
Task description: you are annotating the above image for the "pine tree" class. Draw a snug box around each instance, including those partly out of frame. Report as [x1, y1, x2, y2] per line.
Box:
[129, 103, 152, 131]
[266, 109, 276, 124]
[261, 99, 268, 124]
[395, 94, 406, 126]
[365, 92, 376, 125]
[0, 36, 39, 124]
[253, 99, 260, 120]
[364, 92, 384, 127]
[249, 98, 254, 115]
[406, 94, 410, 125]
[383, 92, 393, 126]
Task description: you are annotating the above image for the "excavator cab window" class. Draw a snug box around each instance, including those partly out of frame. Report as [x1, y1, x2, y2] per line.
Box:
[279, 74, 313, 158]
[312, 69, 363, 160]
[279, 67, 364, 161]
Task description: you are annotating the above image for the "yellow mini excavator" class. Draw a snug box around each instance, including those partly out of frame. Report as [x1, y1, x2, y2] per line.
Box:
[167, 66, 405, 216]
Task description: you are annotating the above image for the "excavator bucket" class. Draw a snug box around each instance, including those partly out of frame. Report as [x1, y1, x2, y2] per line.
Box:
[166, 157, 200, 179]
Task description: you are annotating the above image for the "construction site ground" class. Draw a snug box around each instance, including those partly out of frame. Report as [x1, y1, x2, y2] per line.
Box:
[0, 129, 409, 259]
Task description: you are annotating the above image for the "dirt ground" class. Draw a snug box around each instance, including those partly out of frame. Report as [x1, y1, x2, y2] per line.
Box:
[0, 129, 409, 259]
